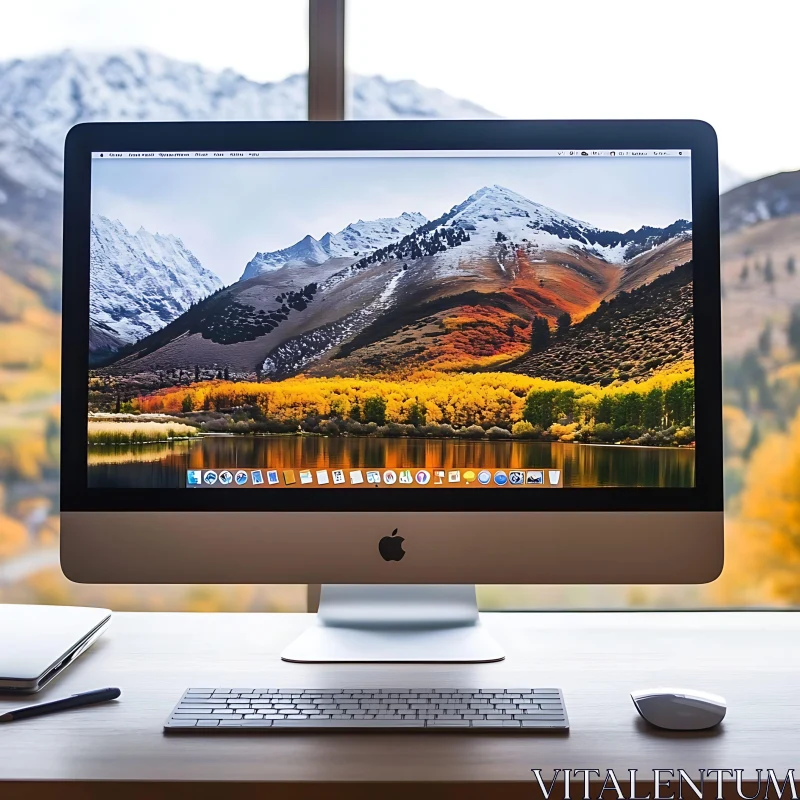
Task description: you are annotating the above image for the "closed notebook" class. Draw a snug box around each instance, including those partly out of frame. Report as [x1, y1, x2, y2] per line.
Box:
[0, 604, 111, 693]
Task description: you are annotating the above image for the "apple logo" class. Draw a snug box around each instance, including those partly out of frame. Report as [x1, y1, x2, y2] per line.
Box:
[378, 528, 405, 561]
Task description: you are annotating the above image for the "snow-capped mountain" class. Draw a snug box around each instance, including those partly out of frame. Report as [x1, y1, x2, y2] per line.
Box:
[0, 114, 63, 258]
[0, 49, 495, 195]
[450, 184, 612, 255]
[720, 169, 800, 234]
[349, 75, 493, 121]
[331, 212, 428, 254]
[0, 114, 62, 193]
[240, 211, 427, 280]
[101, 181, 693, 377]
[89, 214, 222, 353]
[446, 184, 690, 265]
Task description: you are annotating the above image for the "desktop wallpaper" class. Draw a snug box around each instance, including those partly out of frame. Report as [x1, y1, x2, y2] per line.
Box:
[86, 154, 695, 489]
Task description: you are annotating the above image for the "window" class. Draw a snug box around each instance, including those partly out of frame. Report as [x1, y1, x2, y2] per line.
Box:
[2, 0, 798, 611]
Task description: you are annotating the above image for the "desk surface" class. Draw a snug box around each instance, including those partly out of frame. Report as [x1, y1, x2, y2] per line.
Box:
[0, 611, 794, 795]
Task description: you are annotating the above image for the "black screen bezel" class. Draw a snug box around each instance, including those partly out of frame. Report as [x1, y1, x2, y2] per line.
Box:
[62, 119, 722, 513]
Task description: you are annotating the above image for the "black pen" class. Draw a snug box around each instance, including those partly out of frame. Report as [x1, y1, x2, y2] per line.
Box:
[0, 687, 121, 723]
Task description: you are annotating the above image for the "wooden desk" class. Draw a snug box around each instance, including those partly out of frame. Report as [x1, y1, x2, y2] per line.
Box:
[0, 611, 796, 799]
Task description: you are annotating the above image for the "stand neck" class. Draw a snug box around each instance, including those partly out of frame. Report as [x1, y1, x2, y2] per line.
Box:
[318, 584, 480, 630]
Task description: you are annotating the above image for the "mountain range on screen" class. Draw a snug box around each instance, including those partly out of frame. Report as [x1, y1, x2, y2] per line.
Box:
[89, 182, 692, 384]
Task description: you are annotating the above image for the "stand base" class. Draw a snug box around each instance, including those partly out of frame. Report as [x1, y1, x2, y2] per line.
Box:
[281, 584, 504, 663]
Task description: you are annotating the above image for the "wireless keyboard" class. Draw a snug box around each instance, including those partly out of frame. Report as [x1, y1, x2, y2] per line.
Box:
[165, 687, 568, 730]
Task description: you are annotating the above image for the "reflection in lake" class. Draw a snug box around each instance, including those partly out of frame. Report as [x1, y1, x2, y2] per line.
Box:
[88, 435, 695, 488]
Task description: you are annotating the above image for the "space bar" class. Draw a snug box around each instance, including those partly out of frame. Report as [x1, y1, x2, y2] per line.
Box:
[272, 719, 425, 728]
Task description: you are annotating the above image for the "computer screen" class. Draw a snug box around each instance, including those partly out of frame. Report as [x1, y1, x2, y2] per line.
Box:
[87, 149, 695, 491]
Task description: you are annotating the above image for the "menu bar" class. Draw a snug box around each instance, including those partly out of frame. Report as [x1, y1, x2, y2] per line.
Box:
[187, 468, 564, 488]
[92, 149, 689, 160]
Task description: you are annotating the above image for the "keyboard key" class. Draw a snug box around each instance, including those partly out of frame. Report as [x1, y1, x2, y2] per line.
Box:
[428, 720, 470, 727]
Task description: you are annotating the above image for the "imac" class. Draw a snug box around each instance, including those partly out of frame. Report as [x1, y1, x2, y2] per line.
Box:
[60, 121, 723, 662]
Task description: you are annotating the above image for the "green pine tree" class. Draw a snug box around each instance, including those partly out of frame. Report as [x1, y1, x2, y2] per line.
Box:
[531, 316, 551, 352]
[363, 396, 387, 425]
[788, 306, 800, 359]
[757, 323, 772, 356]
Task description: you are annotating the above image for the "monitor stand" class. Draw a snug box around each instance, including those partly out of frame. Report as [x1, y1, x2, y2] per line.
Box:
[280, 584, 504, 663]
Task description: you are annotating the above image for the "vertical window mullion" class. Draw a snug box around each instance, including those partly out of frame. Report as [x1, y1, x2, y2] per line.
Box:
[308, 0, 346, 121]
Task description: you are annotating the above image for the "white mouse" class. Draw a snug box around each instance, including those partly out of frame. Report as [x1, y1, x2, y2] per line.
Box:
[631, 688, 726, 730]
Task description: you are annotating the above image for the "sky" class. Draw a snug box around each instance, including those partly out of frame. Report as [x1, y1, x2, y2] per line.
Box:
[2, 0, 797, 178]
[92, 154, 691, 285]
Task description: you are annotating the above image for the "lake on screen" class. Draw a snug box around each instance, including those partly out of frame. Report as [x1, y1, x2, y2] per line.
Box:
[87, 435, 695, 489]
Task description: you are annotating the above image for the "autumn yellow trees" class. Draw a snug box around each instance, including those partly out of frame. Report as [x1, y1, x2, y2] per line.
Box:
[719, 407, 800, 605]
[130, 361, 694, 443]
